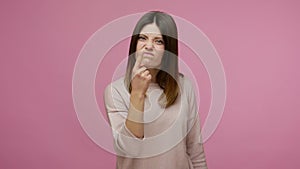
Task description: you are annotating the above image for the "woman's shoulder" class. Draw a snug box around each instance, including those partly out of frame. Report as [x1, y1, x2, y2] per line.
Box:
[178, 73, 194, 90]
[104, 76, 128, 94]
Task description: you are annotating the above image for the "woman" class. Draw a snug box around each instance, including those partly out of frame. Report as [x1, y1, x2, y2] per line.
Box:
[104, 11, 208, 169]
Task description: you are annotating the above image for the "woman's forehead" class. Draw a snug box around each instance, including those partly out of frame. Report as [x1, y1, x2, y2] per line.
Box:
[139, 23, 162, 37]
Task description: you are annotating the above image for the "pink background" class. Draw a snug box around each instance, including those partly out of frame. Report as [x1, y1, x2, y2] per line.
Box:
[1, 0, 300, 169]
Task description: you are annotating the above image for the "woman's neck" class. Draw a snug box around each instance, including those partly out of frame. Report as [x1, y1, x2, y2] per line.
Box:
[149, 69, 159, 83]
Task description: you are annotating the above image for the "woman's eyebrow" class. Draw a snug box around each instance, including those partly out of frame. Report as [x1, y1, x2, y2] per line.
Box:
[139, 34, 147, 37]
[139, 33, 163, 39]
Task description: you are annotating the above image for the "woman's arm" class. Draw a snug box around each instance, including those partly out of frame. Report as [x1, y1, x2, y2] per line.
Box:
[125, 92, 146, 139]
[186, 115, 208, 169]
[185, 77, 208, 169]
[104, 84, 146, 157]
[104, 55, 151, 156]
[125, 54, 151, 139]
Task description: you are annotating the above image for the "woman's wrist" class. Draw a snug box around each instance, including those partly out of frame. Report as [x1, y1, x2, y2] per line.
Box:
[130, 91, 146, 100]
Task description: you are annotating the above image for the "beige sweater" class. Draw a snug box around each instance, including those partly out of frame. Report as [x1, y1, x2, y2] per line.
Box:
[104, 75, 208, 169]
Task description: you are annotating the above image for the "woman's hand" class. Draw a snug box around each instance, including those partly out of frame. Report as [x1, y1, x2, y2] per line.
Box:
[131, 55, 152, 96]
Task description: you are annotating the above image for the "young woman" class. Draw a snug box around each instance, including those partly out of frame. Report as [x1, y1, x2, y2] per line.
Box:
[104, 11, 208, 169]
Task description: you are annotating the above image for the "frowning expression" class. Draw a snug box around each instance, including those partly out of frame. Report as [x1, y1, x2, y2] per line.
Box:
[135, 23, 165, 69]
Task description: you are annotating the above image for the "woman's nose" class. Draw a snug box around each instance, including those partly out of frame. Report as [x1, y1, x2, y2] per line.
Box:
[145, 41, 153, 50]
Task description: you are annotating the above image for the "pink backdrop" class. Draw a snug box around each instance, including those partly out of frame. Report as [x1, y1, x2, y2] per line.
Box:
[1, 0, 299, 168]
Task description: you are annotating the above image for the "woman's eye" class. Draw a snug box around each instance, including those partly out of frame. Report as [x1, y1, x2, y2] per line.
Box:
[155, 40, 164, 45]
[138, 36, 146, 41]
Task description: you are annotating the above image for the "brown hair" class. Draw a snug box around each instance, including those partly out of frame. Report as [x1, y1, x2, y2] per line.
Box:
[124, 11, 180, 108]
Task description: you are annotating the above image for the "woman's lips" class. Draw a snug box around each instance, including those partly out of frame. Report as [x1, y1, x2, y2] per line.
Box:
[143, 52, 154, 57]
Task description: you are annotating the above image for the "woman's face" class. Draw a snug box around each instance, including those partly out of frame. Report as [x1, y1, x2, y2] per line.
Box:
[135, 23, 165, 69]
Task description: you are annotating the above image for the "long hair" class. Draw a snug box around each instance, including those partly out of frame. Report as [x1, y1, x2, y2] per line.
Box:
[124, 11, 180, 108]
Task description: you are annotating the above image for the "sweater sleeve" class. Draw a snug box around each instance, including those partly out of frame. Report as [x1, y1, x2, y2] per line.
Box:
[104, 83, 145, 158]
[185, 78, 208, 169]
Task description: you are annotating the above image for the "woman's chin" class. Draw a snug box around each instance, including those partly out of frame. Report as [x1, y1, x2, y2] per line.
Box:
[141, 61, 159, 69]
[145, 66, 161, 70]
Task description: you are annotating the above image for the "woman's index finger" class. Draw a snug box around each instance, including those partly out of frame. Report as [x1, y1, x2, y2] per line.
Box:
[134, 55, 143, 69]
